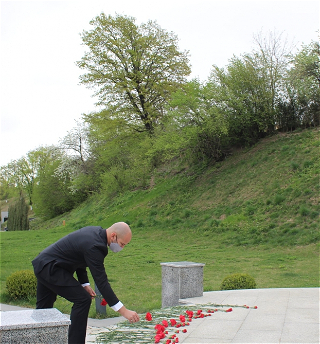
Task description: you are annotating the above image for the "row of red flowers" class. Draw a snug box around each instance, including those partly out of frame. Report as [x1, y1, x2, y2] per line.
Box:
[146, 305, 258, 344]
[145, 305, 258, 343]
[99, 298, 257, 343]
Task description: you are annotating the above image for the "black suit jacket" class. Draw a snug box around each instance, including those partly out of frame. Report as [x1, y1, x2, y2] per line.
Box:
[32, 226, 119, 307]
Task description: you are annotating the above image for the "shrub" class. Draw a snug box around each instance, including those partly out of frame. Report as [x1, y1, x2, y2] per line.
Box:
[6, 270, 37, 299]
[220, 273, 256, 290]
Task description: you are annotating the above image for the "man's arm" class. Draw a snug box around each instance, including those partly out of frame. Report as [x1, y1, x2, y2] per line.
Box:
[76, 267, 89, 284]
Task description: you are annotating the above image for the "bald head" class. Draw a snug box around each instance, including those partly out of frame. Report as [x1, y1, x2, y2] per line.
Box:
[106, 222, 132, 247]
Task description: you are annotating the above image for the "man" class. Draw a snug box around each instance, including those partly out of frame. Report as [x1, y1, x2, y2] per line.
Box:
[32, 222, 140, 344]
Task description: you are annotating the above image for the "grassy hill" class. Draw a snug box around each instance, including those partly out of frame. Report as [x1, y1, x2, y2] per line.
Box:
[0, 128, 319, 317]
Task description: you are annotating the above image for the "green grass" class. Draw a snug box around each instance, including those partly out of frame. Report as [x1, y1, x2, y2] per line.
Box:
[0, 128, 319, 318]
[0, 228, 318, 318]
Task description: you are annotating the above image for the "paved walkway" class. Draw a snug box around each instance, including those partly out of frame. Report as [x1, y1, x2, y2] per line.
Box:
[1, 288, 319, 343]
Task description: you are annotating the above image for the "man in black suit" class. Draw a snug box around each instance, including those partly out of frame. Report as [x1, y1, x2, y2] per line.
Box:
[32, 222, 140, 344]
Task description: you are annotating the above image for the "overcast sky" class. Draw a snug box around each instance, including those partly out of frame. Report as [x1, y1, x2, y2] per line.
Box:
[1, 0, 319, 167]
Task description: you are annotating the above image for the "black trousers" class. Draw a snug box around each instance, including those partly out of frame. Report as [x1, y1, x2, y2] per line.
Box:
[35, 266, 92, 344]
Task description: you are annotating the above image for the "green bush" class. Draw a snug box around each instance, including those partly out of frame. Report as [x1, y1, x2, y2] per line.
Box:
[6, 270, 37, 299]
[220, 273, 256, 290]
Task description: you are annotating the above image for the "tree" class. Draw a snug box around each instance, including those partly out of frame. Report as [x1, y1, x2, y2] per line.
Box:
[58, 121, 97, 195]
[59, 120, 90, 163]
[7, 194, 29, 231]
[33, 154, 87, 219]
[77, 13, 191, 133]
[165, 79, 229, 163]
[83, 111, 153, 195]
[285, 40, 320, 128]
[0, 146, 60, 206]
[209, 54, 274, 146]
[253, 30, 293, 117]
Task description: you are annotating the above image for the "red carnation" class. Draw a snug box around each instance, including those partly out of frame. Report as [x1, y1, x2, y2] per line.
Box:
[162, 320, 169, 328]
[170, 319, 177, 326]
[186, 310, 194, 318]
[100, 298, 107, 306]
[166, 340, 172, 344]
[179, 315, 186, 322]
[155, 334, 161, 343]
[182, 329, 187, 333]
[155, 324, 165, 334]
[146, 312, 152, 321]
[226, 308, 233, 312]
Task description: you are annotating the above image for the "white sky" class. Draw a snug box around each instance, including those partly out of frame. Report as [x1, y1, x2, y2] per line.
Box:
[0, 0, 319, 167]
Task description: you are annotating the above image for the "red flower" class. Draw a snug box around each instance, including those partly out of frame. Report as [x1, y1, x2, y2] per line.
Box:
[146, 312, 152, 321]
[100, 298, 107, 306]
[179, 315, 186, 322]
[197, 309, 202, 315]
[175, 338, 179, 343]
[155, 324, 165, 333]
[226, 308, 233, 312]
[254, 306, 258, 309]
[162, 320, 169, 328]
[182, 329, 187, 333]
[186, 310, 194, 318]
[166, 340, 172, 344]
[155, 334, 161, 343]
[170, 319, 177, 326]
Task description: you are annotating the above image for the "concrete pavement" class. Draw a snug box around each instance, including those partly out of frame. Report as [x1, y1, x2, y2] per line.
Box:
[176, 287, 319, 343]
[1, 288, 319, 343]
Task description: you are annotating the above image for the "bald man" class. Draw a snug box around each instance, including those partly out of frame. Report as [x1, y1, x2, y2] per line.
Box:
[32, 222, 139, 344]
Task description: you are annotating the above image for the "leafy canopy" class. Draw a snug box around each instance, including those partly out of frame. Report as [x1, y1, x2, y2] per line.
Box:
[77, 13, 191, 133]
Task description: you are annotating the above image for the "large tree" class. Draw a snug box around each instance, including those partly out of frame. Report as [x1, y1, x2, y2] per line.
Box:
[77, 13, 191, 133]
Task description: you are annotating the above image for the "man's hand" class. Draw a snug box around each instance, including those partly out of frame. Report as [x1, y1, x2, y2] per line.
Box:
[83, 285, 96, 299]
[118, 306, 140, 323]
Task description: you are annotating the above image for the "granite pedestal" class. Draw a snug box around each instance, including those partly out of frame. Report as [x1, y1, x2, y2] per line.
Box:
[161, 261, 205, 307]
[0, 308, 70, 344]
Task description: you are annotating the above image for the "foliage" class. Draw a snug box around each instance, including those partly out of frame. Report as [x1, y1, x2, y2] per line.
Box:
[0, 30, 319, 224]
[209, 55, 275, 146]
[33, 156, 87, 219]
[164, 79, 229, 163]
[7, 195, 29, 231]
[6, 270, 37, 299]
[283, 40, 320, 129]
[84, 113, 153, 196]
[77, 13, 191, 133]
[220, 273, 257, 290]
[0, 146, 59, 206]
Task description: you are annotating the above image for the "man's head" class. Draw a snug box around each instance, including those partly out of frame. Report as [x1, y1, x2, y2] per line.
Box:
[106, 222, 132, 250]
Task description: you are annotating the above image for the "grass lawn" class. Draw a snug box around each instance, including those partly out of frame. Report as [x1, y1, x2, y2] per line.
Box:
[0, 227, 318, 318]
